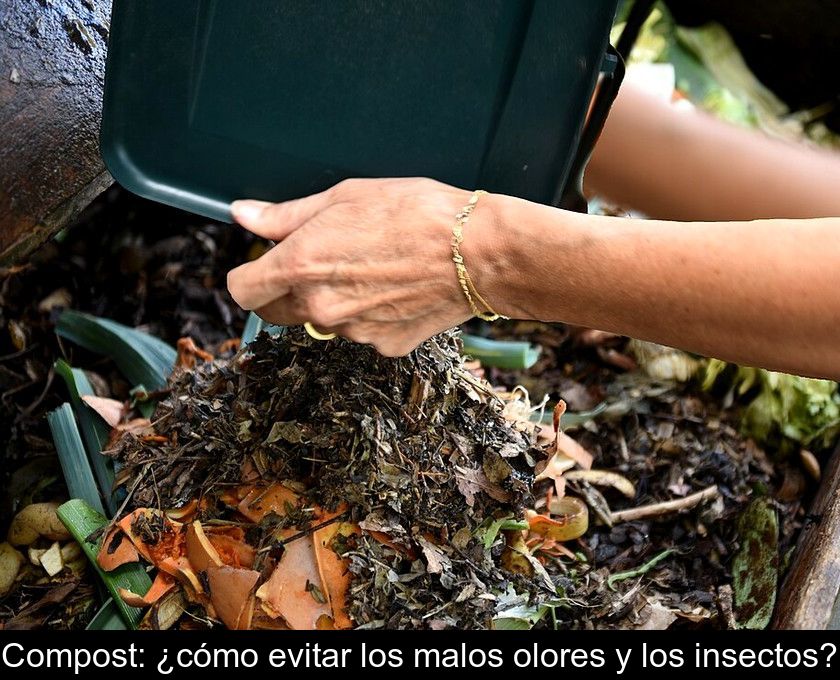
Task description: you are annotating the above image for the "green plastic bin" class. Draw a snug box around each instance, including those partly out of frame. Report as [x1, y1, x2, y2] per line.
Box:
[101, 0, 619, 221]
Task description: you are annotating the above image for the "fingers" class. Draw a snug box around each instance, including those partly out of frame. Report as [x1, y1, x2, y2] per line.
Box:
[250, 295, 307, 327]
[248, 287, 361, 329]
[230, 186, 334, 241]
[227, 252, 292, 311]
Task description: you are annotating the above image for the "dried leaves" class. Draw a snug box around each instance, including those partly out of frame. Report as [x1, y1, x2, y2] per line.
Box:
[104, 328, 553, 629]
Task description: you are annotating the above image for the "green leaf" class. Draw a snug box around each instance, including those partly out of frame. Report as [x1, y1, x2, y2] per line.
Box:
[493, 603, 551, 630]
[86, 599, 129, 630]
[460, 334, 540, 370]
[607, 548, 676, 590]
[492, 616, 532, 630]
[47, 404, 106, 517]
[499, 519, 529, 532]
[56, 311, 176, 390]
[732, 498, 778, 630]
[241, 312, 285, 345]
[703, 362, 840, 452]
[54, 360, 116, 514]
[130, 385, 157, 419]
[476, 514, 526, 550]
[57, 499, 151, 629]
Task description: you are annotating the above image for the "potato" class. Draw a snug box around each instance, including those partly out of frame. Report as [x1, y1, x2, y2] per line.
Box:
[60, 542, 82, 562]
[39, 542, 64, 577]
[0, 542, 24, 596]
[7, 502, 71, 546]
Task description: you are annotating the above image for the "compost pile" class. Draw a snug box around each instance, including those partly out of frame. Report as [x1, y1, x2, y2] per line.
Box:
[0, 193, 819, 632]
[106, 327, 548, 629]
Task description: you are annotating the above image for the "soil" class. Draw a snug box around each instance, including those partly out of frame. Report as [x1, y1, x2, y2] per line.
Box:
[0, 187, 812, 629]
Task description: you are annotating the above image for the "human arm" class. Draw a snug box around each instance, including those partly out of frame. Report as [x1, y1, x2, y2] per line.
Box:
[585, 83, 840, 221]
[227, 178, 840, 379]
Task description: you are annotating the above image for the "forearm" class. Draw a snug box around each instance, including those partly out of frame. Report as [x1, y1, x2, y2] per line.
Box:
[477, 194, 840, 379]
[585, 84, 840, 221]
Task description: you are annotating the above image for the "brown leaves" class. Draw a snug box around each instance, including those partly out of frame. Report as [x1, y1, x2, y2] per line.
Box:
[454, 465, 510, 505]
[416, 535, 451, 575]
[175, 337, 214, 369]
[81, 395, 124, 427]
[102, 327, 549, 629]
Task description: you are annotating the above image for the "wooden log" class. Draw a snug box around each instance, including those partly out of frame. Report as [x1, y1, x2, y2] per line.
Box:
[773, 444, 840, 629]
[0, 0, 112, 265]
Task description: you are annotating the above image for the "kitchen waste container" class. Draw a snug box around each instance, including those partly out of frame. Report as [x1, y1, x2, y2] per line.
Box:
[101, 0, 619, 221]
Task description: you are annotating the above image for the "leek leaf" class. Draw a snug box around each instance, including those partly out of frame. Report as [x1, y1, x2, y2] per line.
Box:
[57, 499, 150, 629]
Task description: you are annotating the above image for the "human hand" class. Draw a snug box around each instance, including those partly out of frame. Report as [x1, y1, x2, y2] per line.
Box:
[226, 178, 509, 356]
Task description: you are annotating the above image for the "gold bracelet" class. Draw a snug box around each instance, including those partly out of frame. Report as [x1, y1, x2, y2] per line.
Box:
[451, 190, 508, 322]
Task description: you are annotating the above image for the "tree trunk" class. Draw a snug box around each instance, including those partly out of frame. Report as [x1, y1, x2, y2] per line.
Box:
[773, 444, 840, 629]
[0, 0, 112, 265]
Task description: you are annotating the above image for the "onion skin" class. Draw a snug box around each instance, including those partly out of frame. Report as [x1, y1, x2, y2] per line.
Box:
[527, 497, 589, 542]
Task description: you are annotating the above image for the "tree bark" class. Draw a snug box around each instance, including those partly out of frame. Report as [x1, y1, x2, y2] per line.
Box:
[773, 444, 840, 629]
[0, 0, 112, 265]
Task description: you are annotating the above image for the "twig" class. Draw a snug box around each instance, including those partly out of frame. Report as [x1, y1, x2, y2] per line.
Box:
[573, 480, 614, 527]
[111, 462, 152, 521]
[610, 485, 719, 524]
[18, 366, 55, 419]
[0, 344, 37, 363]
[256, 512, 350, 554]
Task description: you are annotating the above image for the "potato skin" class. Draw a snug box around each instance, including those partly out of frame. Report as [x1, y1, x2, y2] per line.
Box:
[0, 542, 25, 597]
[7, 502, 72, 546]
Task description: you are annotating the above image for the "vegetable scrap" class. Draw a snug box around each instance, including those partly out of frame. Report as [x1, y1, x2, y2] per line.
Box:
[1, 502, 87, 610]
[92, 327, 623, 629]
[1, 181, 823, 630]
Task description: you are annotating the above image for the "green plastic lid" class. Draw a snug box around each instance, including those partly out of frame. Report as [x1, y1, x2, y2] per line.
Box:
[101, 0, 617, 222]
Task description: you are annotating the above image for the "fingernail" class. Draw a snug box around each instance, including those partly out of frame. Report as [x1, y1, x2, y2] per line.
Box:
[231, 200, 271, 223]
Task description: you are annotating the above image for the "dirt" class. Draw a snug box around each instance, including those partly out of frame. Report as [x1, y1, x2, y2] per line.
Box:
[0, 186, 813, 630]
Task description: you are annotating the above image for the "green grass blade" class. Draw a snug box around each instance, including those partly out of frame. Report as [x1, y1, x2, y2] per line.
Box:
[241, 312, 266, 345]
[56, 311, 176, 390]
[86, 599, 129, 630]
[54, 360, 116, 514]
[241, 311, 285, 345]
[47, 404, 106, 517]
[57, 499, 151, 629]
[461, 334, 541, 370]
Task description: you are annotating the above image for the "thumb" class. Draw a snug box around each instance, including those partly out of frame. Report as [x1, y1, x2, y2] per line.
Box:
[231, 189, 333, 241]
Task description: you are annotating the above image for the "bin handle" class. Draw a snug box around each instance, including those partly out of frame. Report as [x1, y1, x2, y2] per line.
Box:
[557, 0, 656, 212]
